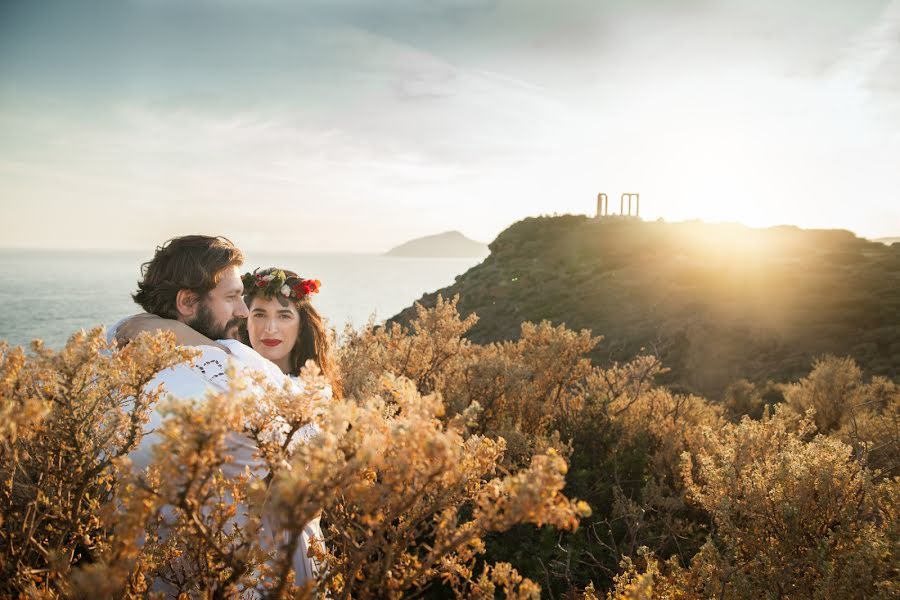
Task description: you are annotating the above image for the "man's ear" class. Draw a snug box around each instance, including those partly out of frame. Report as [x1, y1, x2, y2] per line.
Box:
[175, 289, 201, 319]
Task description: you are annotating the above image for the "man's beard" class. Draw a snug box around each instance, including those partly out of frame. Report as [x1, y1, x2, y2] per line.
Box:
[189, 301, 243, 340]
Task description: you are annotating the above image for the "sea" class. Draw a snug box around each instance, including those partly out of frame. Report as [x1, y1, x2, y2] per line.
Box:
[0, 249, 484, 349]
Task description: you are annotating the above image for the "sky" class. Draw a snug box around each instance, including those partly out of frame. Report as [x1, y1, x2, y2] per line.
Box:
[1, 0, 899, 252]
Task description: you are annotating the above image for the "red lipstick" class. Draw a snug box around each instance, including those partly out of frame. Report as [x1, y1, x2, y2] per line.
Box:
[261, 339, 282, 347]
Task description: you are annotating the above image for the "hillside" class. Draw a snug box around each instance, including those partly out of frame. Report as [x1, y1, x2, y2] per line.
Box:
[391, 215, 900, 398]
[386, 230, 488, 258]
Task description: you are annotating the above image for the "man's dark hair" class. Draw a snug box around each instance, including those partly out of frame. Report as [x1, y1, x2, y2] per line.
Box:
[133, 235, 244, 318]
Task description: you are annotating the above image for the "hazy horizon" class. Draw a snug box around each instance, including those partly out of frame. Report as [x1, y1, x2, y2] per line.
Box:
[0, 217, 897, 254]
[2, 0, 899, 252]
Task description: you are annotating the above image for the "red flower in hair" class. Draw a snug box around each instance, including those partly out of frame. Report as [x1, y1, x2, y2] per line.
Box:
[298, 279, 320, 295]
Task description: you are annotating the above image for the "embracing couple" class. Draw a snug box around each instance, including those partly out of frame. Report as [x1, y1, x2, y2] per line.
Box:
[109, 234, 340, 590]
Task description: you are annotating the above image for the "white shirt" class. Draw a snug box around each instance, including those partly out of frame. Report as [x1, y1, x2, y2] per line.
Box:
[107, 316, 324, 588]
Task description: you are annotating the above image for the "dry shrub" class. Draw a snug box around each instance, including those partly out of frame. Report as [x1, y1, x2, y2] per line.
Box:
[599, 387, 722, 557]
[782, 354, 863, 433]
[571, 361, 722, 585]
[0, 344, 49, 445]
[258, 372, 591, 599]
[147, 371, 591, 598]
[342, 298, 724, 591]
[440, 319, 599, 465]
[343, 296, 600, 466]
[0, 329, 190, 596]
[607, 385, 722, 488]
[340, 295, 478, 400]
[605, 411, 898, 599]
[720, 379, 764, 421]
[657, 408, 895, 599]
[1, 327, 590, 598]
[341, 298, 900, 597]
[783, 355, 900, 477]
[837, 376, 900, 478]
[5, 300, 897, 598]
[601, 548, 694, 600]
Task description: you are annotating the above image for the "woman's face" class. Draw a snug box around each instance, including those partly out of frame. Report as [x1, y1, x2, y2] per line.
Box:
[247, 296, 300, 374]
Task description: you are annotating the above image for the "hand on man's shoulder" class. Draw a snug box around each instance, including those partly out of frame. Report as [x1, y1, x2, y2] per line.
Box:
[110, 313, 232, 354]
[111, 313, 155, 347]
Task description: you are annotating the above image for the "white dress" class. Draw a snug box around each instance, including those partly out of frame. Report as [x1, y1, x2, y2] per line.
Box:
[220, 340, 325, 586]
[289, 374, 327, 586]
[107, 318, 325, 590]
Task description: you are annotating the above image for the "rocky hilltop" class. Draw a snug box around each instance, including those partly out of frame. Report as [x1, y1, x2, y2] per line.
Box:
[391, 215, 900, 397]
[386, 230, 488, 258]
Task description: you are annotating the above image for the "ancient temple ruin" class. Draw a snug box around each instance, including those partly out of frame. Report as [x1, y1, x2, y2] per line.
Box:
[596, 192, 640, 218]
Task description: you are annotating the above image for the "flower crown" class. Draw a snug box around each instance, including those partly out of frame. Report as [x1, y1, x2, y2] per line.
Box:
[241, 268, 321, 304]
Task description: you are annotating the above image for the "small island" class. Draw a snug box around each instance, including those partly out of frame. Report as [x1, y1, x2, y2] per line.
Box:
[385, 230, 489, 258]
[874, 237, 900, 245]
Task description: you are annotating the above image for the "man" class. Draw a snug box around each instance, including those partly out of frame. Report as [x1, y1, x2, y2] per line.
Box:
[109, 234, 293, 469]
[109, 235, 319, 590]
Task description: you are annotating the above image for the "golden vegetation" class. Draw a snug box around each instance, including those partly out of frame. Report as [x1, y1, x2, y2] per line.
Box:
[606, 410, 898, 599]
[0, 331, 190, 596]
[0, 324, 586, 598]
[346, 297, 898, 597]
[1, 296, 898, 597]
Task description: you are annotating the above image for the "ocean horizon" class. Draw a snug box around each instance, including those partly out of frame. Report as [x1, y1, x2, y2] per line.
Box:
[0, 249, 484, 349]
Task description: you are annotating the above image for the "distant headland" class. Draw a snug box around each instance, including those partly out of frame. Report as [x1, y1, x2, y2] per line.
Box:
[385, 231, 489, 258]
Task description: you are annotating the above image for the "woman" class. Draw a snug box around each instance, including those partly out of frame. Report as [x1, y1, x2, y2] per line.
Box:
[239, 268, 341, 397]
